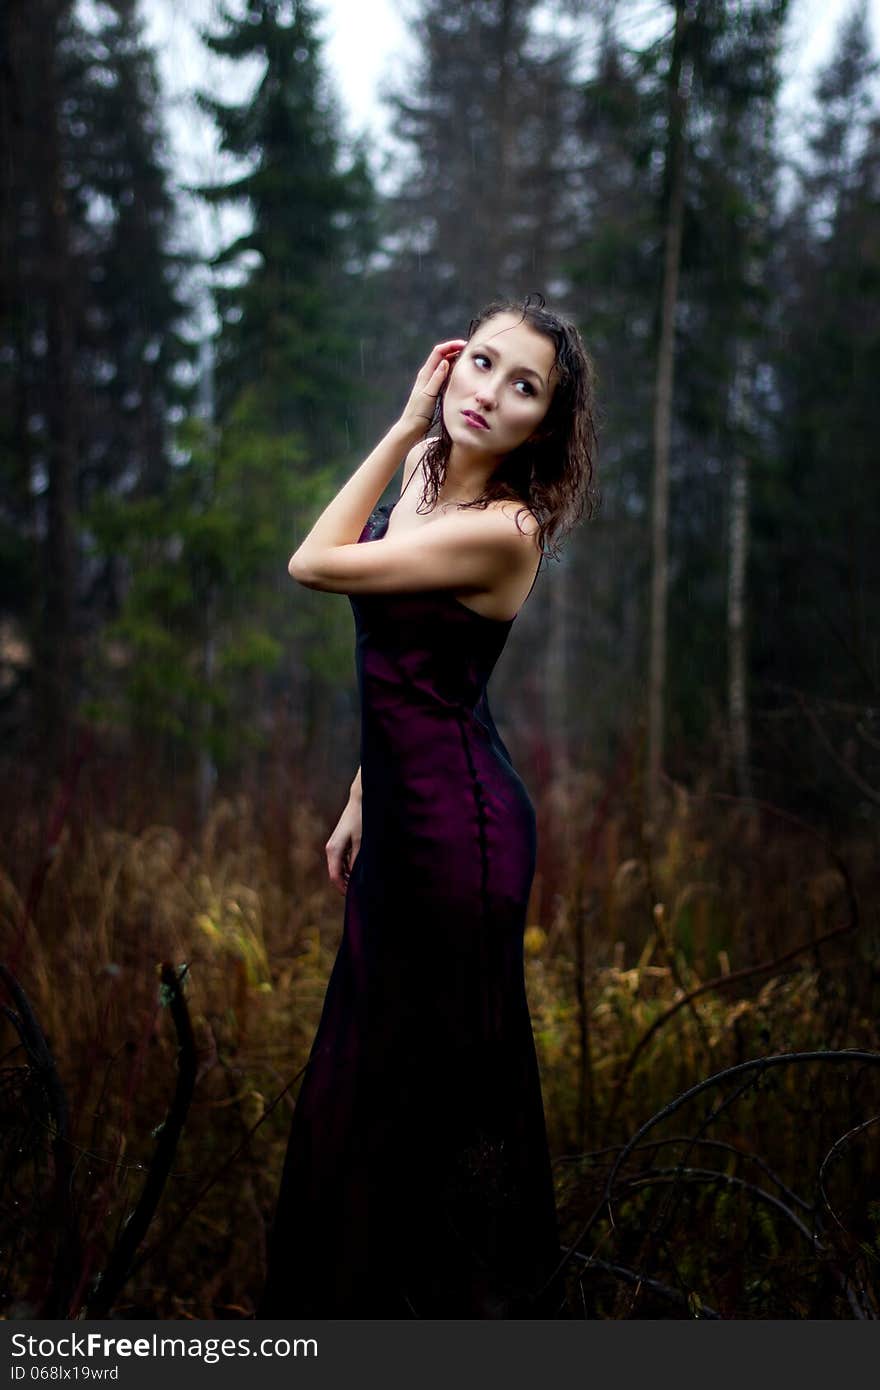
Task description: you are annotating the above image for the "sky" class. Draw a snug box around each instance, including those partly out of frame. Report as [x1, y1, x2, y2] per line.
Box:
[137, 0, 880, 314]
[142, 0, 880, 156]
[317, 0, 879, 145]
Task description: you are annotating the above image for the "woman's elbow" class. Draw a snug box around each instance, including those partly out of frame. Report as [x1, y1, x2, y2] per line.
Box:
[288, 551, 316, 586]
[288, 548, 352, 592]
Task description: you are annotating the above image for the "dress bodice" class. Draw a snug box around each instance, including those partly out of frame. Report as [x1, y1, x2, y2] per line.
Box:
[351, 502, 518, 716]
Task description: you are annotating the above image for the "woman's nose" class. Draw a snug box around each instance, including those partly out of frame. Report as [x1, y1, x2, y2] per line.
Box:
[474, 385, 496, 409]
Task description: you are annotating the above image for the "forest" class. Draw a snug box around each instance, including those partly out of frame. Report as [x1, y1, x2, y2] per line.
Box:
[1, 0, 879, 1319]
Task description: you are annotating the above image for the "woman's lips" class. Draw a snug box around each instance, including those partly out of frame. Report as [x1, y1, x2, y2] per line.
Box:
[461, 410, 489, 430]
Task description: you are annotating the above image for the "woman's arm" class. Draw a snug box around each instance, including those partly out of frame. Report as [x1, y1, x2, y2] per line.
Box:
[350, 765, 362, 802]
[289, 336, 539, 604]
[290, 499, 538, 600]
[289, 339, 464, 573]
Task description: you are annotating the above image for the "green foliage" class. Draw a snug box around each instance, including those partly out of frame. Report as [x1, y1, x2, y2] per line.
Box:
[83, 400, 316, 765]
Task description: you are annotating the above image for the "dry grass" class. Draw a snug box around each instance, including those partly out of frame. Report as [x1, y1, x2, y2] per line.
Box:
[1, 767, 878, 1317]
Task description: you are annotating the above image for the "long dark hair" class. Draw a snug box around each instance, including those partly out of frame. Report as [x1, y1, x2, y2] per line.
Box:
[418, 293, 600, 561]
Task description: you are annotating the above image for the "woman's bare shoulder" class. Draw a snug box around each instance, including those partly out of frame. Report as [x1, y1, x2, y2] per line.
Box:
[491, 498, 541, 542]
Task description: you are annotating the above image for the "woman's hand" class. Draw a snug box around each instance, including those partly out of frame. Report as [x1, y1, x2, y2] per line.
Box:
[325, 793, 362, 896]
[398, 339, 467, 437]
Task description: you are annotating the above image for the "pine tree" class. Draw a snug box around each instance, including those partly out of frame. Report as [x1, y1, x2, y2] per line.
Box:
[197, 0, 379, 787]
[101, 0, 380, 801]
[1, 0, 90, 766]
[753, 0, 880, 816]
[0, 0, 193, 771]
[381, 0, 578, 342]
[72, 0, 193, 505]
[86, 408, 312, 796]
[557, 22, 666, 780]
[562, 1, 790, 800]
[72, 0, 194, 701]
[359, 0, 581, 468]
[665, 0, 789, 794]
[197, 0, 376, 456]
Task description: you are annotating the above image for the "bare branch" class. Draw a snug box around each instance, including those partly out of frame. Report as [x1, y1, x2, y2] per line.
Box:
[539, 1049, 880, 1307]
[0, 963, 81, 1316]
[571, 1250, 720, 1318]
[84, 963, 197, 1318]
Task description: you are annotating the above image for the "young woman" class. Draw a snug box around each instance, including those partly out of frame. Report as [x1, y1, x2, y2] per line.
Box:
[258, 293, 598, 1319]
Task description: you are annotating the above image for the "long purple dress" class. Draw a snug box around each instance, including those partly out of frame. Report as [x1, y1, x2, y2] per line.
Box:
[258, 479, 565, 1318]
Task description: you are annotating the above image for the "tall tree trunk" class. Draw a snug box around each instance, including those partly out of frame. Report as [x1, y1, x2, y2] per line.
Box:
[646, 0, 691, 835]
[545, 550, 571, 860]
[727, 448, 752, 798]
[30, 0, 78, 771]
[728, 341, 754, 800]
[196, 338, 217, 829]
[0, 6, 39, 639]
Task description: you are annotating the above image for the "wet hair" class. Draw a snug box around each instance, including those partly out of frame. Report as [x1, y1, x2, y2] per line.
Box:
[418, 292, 600, 560]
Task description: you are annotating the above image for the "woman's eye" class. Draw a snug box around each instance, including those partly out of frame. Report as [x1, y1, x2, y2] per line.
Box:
[470, 354, 535, 396]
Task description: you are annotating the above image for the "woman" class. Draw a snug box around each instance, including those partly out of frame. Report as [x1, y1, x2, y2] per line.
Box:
[258, 293, 598, 1319]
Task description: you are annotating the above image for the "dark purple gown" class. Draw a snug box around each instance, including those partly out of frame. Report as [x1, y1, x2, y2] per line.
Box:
[258, 482, 565, 1318]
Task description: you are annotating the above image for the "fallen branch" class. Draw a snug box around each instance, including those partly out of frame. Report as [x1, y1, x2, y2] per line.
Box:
[0, 963, 80, 1316]
[571, 1250, 719, 1318]
[541, 1049, 880, 1313]
[84, 963, 197, 1318]
[817, 1112, 880, 1244]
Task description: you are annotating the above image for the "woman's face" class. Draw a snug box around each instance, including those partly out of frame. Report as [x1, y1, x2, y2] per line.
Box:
[442, 312, 557, 458]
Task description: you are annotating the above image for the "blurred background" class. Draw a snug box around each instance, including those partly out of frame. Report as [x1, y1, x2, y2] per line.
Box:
[2, 0, 879, 1320]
